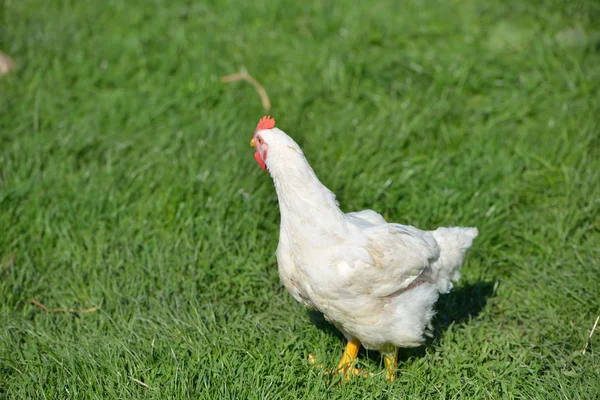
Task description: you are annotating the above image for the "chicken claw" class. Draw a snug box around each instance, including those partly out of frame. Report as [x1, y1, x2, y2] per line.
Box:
[307, 353, 322, 369]
[308, 338, 374, 381]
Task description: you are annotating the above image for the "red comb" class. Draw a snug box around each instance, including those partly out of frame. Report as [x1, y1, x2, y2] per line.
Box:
[255, 115, 276, 133]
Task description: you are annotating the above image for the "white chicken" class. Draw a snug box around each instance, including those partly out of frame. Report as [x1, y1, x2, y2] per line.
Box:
[250, 116, 478, 381]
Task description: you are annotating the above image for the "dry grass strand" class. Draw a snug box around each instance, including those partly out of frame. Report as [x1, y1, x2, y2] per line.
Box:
[221, 70, 271, 111]
[26, 298, 99, 313]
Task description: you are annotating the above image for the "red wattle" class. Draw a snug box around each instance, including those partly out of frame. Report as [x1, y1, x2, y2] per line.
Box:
[254, 151, 266, 171]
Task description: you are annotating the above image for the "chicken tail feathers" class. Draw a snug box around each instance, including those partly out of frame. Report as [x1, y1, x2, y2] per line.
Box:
[429, 227, 479, 293]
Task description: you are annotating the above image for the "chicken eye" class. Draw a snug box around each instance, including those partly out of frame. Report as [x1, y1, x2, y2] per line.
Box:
[258, 137, 263, 145]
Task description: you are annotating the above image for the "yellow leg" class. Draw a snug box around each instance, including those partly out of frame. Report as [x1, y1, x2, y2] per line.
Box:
[309, 338, 372, 381]
[384, 348, 398, 382]
[335, 338, 373, 380]
[336, 338, 361, 372]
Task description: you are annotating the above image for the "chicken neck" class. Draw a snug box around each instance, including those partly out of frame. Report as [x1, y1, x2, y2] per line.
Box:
[268, 152, 348, 245]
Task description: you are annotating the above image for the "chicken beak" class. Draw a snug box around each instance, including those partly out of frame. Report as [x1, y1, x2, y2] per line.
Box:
[250, 138, 255, 147]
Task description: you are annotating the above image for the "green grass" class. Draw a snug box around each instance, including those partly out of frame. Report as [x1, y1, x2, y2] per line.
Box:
[1, 0, 599, 398]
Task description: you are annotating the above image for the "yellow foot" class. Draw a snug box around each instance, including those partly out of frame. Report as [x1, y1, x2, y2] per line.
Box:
[338, 365, 374, 380]
[308, 338, 374, 382]
[309, 354, 372, 380]
[309, 342, 399, 382]
[308, 354, 322, 369]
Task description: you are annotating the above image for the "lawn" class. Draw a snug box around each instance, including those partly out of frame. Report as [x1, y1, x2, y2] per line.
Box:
[1, 0, 599, 398]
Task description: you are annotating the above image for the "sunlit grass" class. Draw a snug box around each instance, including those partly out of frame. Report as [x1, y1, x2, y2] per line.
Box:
[1, 0, 599, 398]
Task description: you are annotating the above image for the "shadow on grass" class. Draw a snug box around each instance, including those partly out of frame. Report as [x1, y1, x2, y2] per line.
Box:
[308, 281, 496, 365]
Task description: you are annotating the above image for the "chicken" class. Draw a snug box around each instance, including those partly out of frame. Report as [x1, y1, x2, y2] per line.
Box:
[250, 116, 478, 381]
